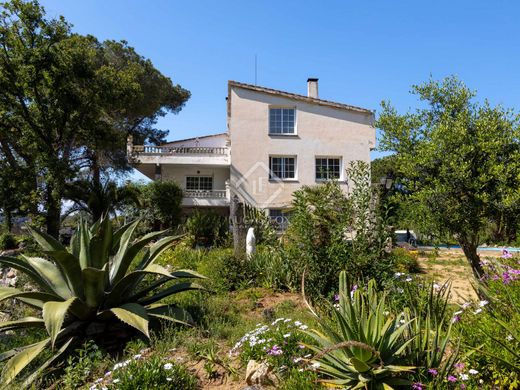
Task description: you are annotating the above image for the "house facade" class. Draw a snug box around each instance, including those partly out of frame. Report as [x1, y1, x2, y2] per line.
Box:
[129, 79, 375, 220]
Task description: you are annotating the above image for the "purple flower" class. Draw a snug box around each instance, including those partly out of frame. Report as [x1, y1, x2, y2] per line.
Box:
[334, 294, 340, 302]
[267, 345, 283, 356]
[454, 362, 465, 369]
[447, 375, 457, 382]
[502, 249, 513, 259]
[412, 383, 424, 390]
[428, 368, 438, 376]
[452, 315, 461, 323]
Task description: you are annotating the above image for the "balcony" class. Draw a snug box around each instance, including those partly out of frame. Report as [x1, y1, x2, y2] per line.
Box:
[182, 189, 230, 207]
[129, 144, 230, 166]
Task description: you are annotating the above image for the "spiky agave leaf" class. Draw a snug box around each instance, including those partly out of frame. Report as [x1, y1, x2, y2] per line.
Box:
[304, 271, 415, 388]
[0, 217, 206, 385]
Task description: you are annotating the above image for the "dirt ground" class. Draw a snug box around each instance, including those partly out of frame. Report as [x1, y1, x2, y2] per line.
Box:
[416, 249, 504, 302]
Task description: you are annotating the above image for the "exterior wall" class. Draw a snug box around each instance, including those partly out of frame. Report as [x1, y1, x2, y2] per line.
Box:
[163, 133, 228, 148]
[161, 165, 229, 191]
[228, 86, 375, 209]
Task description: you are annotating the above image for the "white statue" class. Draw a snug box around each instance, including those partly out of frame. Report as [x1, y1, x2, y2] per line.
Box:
[246, 227, 256, 259]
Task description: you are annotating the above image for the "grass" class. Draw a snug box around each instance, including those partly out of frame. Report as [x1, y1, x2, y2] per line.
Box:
[2, 244, 498, 389]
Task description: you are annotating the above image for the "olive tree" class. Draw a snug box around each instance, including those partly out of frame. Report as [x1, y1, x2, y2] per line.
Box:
[377, 76, 520, 279]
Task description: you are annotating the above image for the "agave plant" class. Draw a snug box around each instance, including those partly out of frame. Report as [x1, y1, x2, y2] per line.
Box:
[304, 271, 415, 389]
[0, 218, 205, 386]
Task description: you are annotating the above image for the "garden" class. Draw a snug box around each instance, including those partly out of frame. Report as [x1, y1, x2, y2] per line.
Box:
[1, 1, 520, 389]
[0, 163, 519, 389]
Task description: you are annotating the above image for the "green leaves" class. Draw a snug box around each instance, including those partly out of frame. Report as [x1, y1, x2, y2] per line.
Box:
[1, 339, 49, 385]
[0, 218, 205, 385]
[110, 303, 150, 338]
[306, 272, 416, 388]
[43, 298, 76, 348]
[377, 76, 520, 277]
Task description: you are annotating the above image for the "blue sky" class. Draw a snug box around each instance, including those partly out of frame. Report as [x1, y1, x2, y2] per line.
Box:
[40, 0, 520, 166]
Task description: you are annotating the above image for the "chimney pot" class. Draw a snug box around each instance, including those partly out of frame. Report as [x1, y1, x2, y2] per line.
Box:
[307, 78, 319, 99]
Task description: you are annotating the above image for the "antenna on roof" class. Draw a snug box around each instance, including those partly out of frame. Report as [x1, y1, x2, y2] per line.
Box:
[254, 54, 257, 85]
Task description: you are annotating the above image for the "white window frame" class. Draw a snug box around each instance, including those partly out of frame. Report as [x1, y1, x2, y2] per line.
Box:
[268, 106, 297, 135]
[315, 156, 343, 181]
[269, 155, 297, 181]
[185, 175, 213, 191]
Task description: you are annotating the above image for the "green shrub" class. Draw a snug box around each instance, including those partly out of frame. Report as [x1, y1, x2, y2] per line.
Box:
[231, 318, 313, 375]
[144, 180, 184, 229]
[156, 246, 246, 293]
[185, 210, 229, 248]
[246, 247, 296, 291]
[107, 355, 197, 389]
[0, 232, 17, 250]
[456, 255, 520, 387]
[283, 162, 392, 298]
[279, 368, 321, 390]
[390, 247, 421, 273]
[61, 341, 104, 389]
[122, 181, 184, 231]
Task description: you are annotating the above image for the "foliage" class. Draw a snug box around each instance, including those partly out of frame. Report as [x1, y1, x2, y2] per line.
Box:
[231, 318, 313, 375]
[156, 246, 247, 293]
[0, 232, 17, 250]
[246, 247, 297, 291]
[378, 76, 520, 279]
[305, 272, 415, 389]
[64, 179, 141, 221]
[60, 341, 103, 389]
[284, 161, 392, 297]
[279, 368, 321, 390]
[185, 210, 229, 248]
[124, 181, 184, 231]
[458, 254, 520, 386]
[243, 203, 278, 246]
[106, 355, 197, 390]
[0, 217, 205, 385]
[0, 0, 190, 237]
[389, 248, 420, 274]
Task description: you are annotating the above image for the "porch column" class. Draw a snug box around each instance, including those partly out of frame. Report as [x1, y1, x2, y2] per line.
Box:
[154, 163, 162, 181]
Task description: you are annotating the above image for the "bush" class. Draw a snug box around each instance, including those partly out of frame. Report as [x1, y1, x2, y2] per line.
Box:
[246, 247, 297, 291]
[156, 246, 249, 293]
[390, 247, 421, 273]
[144, 180, 184, 229]
[107, 355, 197, 389]
[0, 232, 17, 250]
[122, 181, 183, 231]
[185, 210, 229, 248]
[283, 162, 392, 298]
[61, 341, 104, 389]
[456, 254, 520, 387]
[230, 318, 313, 375]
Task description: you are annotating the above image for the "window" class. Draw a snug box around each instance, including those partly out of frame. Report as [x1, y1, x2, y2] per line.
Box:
[186, 176, 213, 191]
[315, 157, 341, 180]
[269, 108, 295, 134]
[269, 209, 292, 231]
[269, 156, 296, 180]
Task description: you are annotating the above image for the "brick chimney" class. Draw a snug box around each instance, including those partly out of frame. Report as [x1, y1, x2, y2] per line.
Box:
[307, 78, 319, 99]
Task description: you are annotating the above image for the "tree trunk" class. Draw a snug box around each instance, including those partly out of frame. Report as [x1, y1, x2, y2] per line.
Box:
[91, 153, 103, 221]
[46, 183, 61, 239]
[459, 239, 484, 280]
[3, 206, 12, 232]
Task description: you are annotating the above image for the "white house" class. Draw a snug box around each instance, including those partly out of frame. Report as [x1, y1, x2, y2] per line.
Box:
[129, 79, 375, 220]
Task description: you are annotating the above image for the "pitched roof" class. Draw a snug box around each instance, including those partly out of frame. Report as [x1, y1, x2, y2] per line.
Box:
[162, 132, 228, 146]
[228, 80, 374, 115]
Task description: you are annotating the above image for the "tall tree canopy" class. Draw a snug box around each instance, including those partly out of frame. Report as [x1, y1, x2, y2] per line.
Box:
[0, 0, 190, 236]
[377, 76, 520, 279]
